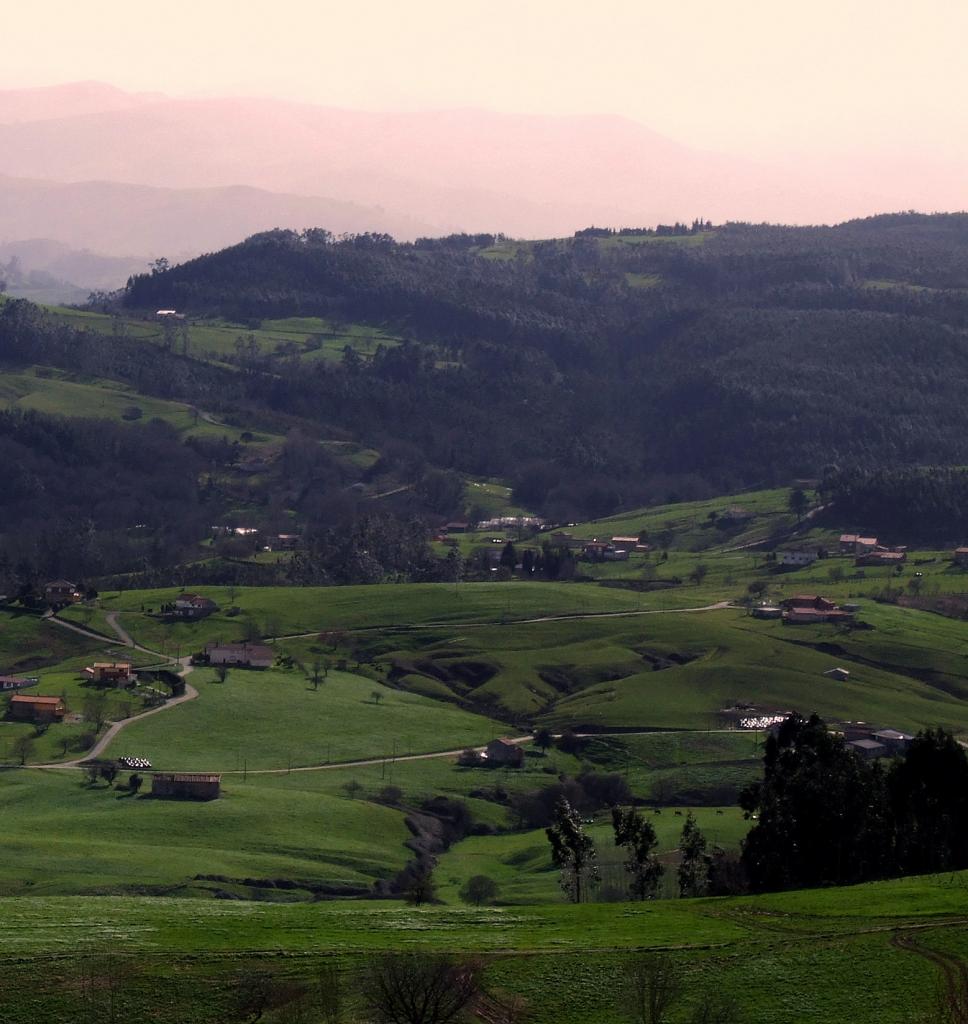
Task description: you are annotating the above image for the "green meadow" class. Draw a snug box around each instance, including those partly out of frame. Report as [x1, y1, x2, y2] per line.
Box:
[0, 872, 965, 1022]
[60, 581, 646, 652]
[102, 666, 507, 771]
[0, 365, 279, 444]
[45, 307, 403, 364]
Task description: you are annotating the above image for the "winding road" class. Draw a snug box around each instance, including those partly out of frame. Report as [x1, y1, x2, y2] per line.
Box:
[37, 612, 198, 769]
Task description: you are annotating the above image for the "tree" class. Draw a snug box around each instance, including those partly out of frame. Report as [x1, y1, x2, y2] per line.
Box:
[621, 955, 682, 1024]
[11, 734, 35, 766]
[889, 728, 968, 875]
[546, 798, 599, 903]
[677, 812, 709, 898]
[100, 763, 119, 787]
[310, 658, 328, 690]
[214, 665, 228, 683]
[404, 871, 437, 906]
[342, 779, 364, 800]
[128, 773, 143, 794]
[534, 727, 553, 753]
[371, 689, 384, 705]
[499, 540, 517, 572]
[740, 714, 895, 892]
[361, 953, 479, 1024]
[82, 691, 110, 732]
[688, 563, 708, 586]
[612, 807, 663, 900]
[459, 875, 499, 906]
[689, 992, 743, 1024]
[788, 487, 809, 523]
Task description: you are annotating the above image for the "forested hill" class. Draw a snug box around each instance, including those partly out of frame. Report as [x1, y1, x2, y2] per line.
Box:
[122, 214, 968, 514]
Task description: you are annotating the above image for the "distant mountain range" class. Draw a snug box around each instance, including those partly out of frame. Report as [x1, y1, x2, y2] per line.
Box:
[1, 81, 966, 302]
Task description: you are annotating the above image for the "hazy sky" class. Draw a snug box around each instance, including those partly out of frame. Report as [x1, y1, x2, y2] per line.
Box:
[4, 0, 967, 158]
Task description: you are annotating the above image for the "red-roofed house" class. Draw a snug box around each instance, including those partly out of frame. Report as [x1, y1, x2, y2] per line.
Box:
[7, 694, 66, 723]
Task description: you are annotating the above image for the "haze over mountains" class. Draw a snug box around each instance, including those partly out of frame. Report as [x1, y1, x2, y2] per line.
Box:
[2, 80, 966, 302]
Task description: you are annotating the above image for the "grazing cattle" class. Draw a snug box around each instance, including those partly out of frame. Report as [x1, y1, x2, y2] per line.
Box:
[716, 809, 724, 815]
[674, 810, 683, 816]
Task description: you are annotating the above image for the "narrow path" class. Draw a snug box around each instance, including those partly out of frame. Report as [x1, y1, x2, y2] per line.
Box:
[218, 733, 534, 776]
[267, 600, 733, 643]
[38, 614, 199, 769]
[36, 661, 198, 768]
[891, 931, 968, 1011]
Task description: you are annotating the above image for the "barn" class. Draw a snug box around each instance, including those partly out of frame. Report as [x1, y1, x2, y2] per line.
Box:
[151, 772, 222, 800]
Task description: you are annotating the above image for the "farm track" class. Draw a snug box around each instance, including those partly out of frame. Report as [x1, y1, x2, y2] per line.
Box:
[891, 930, 968, 1010]
[38, 612, 198, 769]
[267, 600, 734, 643]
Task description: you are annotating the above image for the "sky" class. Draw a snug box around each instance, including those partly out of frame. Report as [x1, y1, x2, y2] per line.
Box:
[3, 0, 967, 159]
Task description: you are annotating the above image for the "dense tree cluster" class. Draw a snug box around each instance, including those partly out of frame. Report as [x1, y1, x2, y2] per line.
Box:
[820, 467, 968, 545]
[123, 217, 968, 516]
[740, 715, 968, 892]
[6, 214, 968, 582]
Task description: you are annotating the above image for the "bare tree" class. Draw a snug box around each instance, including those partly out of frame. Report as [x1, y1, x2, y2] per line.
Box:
[689, 992, 743, 1024]
[11, 734, 35, 766]
[362, 953, 479, 1024]
[82, 692, 111, 732]
[621, 955, 682, 1024]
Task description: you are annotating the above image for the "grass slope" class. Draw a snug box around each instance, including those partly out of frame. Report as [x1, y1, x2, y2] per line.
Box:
[103, 667, 507, 771]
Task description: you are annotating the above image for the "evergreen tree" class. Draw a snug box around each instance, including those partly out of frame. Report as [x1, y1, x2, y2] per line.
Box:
[546, 798, 599, 903]
[612, 807, 663, 899]
[677, 812, 709, 898]
[499, 540, 517, 572]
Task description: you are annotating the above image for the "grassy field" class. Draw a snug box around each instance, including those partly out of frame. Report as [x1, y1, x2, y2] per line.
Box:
[45, 307, 403, 364]
[0, 872, 965, 1022]
[0, 365, 280, 444]
[0, 766, 411, 897]
[59, 581, 647, 652]
[101, 666, 507, 771]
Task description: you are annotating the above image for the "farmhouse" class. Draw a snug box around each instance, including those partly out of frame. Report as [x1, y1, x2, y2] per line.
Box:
[777, 548, 819, 567]
[151, 772, 221, 800]
[84, 662, 135, 686]
[839, 535, 878, 555]
[173, 593, 218, 620]
[0, 675, 38, 692]
[205, 642, 273, 668]
[848, 738, 887, 760]
[7, 694, 66, 723]
[582, 540, 612, 561]
[782, 595, 838, 612]
[44, 579, 82, 606]
[611, 536, 640, 551]
[271, 533, 299, 551]
[953, 547, 968, 568]
[872, 729, 914, 753]
[483, 738, 524, 767]
[603, 548, 629, 561]
[750, 604, 783, 619]
[855, 551, 906, 567]
[823, 667, 851, 681]
[781, 595, 853, 624]
[444, 521, 470, 534]
[719, 506, 754, 524]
